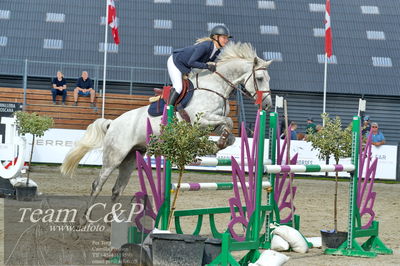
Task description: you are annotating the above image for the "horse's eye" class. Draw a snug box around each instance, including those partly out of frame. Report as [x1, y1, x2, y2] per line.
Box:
[256, 77, 263, 82]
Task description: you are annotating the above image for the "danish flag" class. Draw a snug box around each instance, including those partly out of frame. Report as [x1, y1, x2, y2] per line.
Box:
[325, 0, 332, 57]
[108, 0, 120, 45]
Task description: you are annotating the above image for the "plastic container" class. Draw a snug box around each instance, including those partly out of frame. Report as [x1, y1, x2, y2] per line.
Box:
[202, 238, 222, 265]
[120, 243, 153, 266]
[15, 186, 37, 201]
[151, 234, 206, 266]
[320, 230, 348, 249]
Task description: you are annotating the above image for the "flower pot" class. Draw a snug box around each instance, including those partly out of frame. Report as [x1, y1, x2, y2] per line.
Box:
[15, 186, 37, 201]
[320, 230, 348, 249]
[202, 238, 221, 265]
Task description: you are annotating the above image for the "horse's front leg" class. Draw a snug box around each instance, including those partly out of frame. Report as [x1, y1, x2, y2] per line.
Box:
[198, 114, 235, 150]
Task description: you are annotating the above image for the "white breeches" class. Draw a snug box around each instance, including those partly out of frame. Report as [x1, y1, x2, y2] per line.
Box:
[167, 55, 183, 94]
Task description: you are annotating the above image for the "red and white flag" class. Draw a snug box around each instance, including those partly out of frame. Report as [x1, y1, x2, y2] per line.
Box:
[325, 0, 332, 57]
[108, 0, 120, 45]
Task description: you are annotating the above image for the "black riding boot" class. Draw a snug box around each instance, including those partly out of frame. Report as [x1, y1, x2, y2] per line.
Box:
[169, 88, 190, 122]
[168, 88, 180, 106]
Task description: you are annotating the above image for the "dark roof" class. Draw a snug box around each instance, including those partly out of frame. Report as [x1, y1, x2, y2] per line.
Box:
[0, 0, 399, 96]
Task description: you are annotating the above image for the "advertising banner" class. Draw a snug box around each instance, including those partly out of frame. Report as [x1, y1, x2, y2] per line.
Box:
[0, 102, 22, 144]
[0, 127, 397, 180]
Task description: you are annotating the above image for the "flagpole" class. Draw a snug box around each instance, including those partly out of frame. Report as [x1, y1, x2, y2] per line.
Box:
[101, 0, 109, 119]
[323, 53, 328, 126]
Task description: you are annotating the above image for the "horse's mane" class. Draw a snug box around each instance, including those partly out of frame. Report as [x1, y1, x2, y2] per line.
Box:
[216, 42, 257, 64]
[190, 42, 259, 78]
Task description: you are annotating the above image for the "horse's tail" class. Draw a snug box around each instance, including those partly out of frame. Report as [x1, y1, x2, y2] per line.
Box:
[61, 118, 112, 176]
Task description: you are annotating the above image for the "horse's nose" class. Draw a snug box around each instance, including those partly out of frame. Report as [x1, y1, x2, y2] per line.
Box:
[263, 94, 273, 111]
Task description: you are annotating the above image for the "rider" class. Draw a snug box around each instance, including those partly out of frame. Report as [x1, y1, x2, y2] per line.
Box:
[167, 25, 232, 106]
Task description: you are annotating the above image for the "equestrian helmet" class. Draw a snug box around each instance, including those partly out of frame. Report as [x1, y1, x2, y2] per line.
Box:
[210, 25, 232, 38]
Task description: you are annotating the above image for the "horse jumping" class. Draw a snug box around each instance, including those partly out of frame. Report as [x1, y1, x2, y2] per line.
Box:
[60, 42, 273, 207]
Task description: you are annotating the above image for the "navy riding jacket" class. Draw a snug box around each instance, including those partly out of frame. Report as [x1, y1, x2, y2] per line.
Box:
[172, 40, 220, 74]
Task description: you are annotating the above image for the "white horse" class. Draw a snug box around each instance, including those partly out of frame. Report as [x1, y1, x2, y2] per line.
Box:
[61, 42, 272, 204]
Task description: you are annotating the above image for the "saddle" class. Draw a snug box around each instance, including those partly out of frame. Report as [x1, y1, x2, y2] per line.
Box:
[148, 79, 194, 119]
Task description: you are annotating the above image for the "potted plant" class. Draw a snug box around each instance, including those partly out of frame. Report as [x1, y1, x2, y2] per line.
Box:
[147, 113, 216, 228]
[305, 113, 352, 248]
[14, 111, 53, 200]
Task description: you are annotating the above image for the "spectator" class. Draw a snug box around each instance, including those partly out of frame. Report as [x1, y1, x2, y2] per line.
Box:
[73, 71, 95, 107]
[316, 124, 323, 132]
[368, 122, 385, 147]
[362, 115, 371, 136]
[290, 122, 298, 140]
[305, 116, 317, 134]
[51, 71, 67, 105]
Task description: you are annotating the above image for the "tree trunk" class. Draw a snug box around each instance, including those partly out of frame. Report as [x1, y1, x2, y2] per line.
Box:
[334, 159, 339, 232]
[168, 168, 184, 230]
[325, 155, 329, 177]
[26, 134, 35, 187]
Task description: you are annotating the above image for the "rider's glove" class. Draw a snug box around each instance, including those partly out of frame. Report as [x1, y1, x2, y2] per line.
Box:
[207, 62, 217, 72]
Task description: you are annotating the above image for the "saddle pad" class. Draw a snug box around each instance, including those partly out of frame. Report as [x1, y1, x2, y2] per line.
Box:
[148, 82, 194, 117]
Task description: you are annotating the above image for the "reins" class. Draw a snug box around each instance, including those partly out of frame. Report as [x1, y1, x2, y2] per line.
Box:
[194, 58, 271, 106]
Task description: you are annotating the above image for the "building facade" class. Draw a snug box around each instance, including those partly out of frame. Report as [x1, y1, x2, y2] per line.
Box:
[0, 0, 399, 142]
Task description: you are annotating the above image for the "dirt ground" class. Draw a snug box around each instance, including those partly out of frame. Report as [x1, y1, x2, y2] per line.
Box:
[1, 165, 399, 265]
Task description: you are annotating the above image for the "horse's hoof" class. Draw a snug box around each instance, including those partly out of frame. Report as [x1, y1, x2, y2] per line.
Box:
[216, 139, 227, 150]
[227, 133, 236, 146]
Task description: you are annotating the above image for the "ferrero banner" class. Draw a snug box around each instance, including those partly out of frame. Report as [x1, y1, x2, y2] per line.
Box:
[0, 127, 397, 180]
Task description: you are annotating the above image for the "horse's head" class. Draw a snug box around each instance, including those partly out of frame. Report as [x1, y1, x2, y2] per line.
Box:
[216, 42, 273, 111]
[241, 57, 273, 111]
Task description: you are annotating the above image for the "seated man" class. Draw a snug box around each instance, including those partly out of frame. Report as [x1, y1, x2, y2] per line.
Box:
[73, 71, 96, 107]
[51, 71, 67, 105]
[368, 122, 385, 147]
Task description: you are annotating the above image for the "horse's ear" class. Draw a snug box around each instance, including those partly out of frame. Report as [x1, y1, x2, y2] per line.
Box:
[264, 60, 273, 68]
[253, 57, 258, 65]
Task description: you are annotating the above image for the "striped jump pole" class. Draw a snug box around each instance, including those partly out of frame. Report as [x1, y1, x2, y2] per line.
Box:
[171, 181, 271, 192]
[191, 157, 272, 167]
[264, 164, 355, 174]
[147, 157, 272, 167]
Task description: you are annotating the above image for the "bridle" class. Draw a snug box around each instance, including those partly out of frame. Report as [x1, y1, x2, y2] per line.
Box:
[241, 58, 271, 99]
[196, 57, 271, 103]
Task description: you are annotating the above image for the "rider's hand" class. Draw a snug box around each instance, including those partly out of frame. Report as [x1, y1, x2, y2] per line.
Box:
[207, 62, 217, 72]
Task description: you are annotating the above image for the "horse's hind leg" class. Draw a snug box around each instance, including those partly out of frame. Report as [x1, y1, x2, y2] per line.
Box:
[90, 164, 117, 198]
[76, 164, 117, 225]
[198, 114, 235, 149]
[111, 149, 139, 203]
